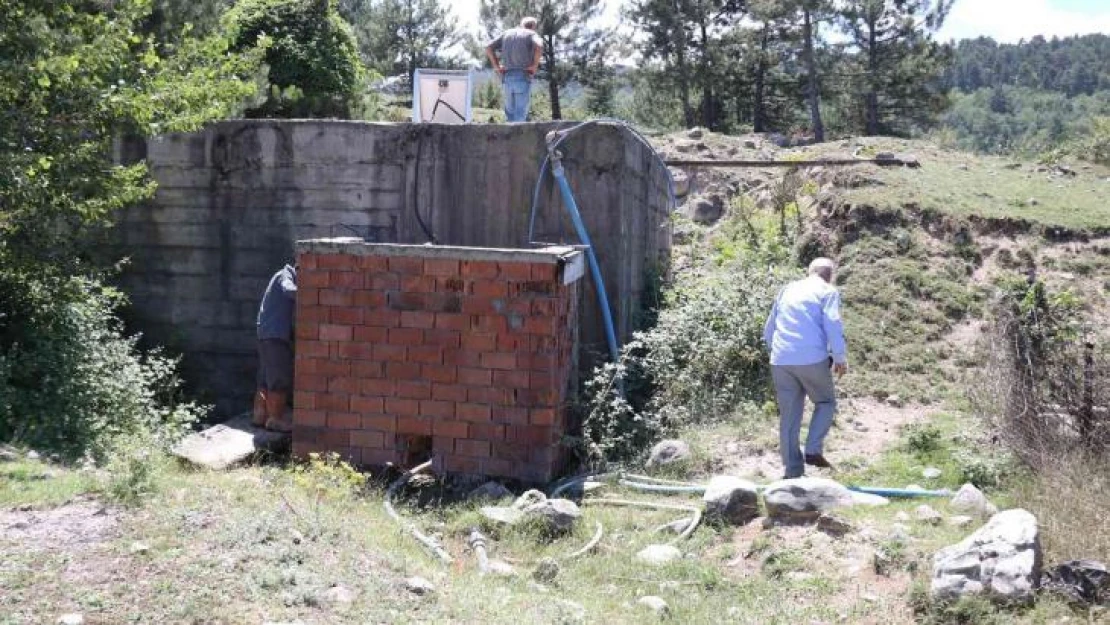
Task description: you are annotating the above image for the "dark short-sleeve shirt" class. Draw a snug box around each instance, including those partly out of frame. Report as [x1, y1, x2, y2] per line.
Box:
[487, 27, 542, 71]
[257, 264, 297, 341]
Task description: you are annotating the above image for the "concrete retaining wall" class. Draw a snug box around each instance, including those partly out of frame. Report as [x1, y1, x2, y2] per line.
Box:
[111, 120, 672, 416]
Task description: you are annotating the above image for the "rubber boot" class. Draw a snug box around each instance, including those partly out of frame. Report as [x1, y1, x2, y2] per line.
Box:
[251, 390, 268, 427]
[265, 390, 292, 433]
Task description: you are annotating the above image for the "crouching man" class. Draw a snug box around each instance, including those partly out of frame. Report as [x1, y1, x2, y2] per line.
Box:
[253, 263, 297, 432]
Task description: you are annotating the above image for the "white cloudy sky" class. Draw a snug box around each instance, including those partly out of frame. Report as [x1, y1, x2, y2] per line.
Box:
[443, 0, 1110, 43]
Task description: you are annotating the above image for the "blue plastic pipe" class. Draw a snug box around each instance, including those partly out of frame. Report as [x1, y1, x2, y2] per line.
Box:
[551, 159, 620, 364]
[847, 485, 953, 498]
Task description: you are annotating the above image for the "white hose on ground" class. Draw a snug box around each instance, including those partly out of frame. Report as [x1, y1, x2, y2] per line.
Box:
[582, 497, 702, 542]
[468, 527, 490, 574]
[383, 459, 454, 564]
[564, 521, 604, 560]
[621, 473, 706, 487]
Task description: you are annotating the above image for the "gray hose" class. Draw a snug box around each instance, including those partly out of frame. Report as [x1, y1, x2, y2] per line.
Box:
[383, 460, 453, 564]
[618, 479, 706, 494]
[564, 521, 604, 560]
[583, 497, 702, 542]
[468, 527, 490, 574]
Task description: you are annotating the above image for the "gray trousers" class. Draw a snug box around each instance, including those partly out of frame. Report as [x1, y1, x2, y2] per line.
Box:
[771, 361, 838, 478]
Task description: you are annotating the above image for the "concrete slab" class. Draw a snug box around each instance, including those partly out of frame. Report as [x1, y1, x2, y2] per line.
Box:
[172, 414, 289, 470]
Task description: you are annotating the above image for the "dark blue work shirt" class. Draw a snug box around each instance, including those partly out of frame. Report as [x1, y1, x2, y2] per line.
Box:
[257, 264, 297, 341]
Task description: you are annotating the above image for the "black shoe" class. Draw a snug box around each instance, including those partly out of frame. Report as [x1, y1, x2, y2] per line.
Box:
[804, 454, 833, 469]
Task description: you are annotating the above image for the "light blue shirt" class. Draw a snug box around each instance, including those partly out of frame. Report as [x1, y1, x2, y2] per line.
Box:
[763, 275, 847, 366]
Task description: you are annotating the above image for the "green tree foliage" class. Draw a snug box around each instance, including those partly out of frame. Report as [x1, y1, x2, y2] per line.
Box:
[945, 35, 1110, 96]
[227, 0, 363, 118]
[839, 0, 953, 136]
[480, 0, 606, 120]
[146, 0, 234, 43]
[0, 0, 262, 457]
[340, 0, 462, 85]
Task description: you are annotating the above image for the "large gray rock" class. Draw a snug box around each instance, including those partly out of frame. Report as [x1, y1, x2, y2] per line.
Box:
[702, 476, 760, 525]
[480, 506, 524, 526]
[637, 595, 670, 617]
[931, 509, 1042, 604]
[669, 168, 691, 197]
[468, 481, 513, 503]
[950, 483, 999, 517]
[523, 498, 582, 534]
[683, 195, 725, 225]
[646, 439, 692, 468]
[763, 478, 887, 523]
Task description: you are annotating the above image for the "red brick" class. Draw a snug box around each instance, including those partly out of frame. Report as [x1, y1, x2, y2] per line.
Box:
[370, 273, 400, 291]
[351, 395, 385, 414]
[385, 397, 419, 417]
[352, 326, 387, 344]
[518, 353, 555, 372]
[529, 371, 555, 390]
[420, 363, 455, 383]
[433, 420, 470, 439]
[400, 274, 437, 293]
[320, 289, 354, 307]
[458, 367, 492, 387]
[317, 359, 351, 377]
[419, 400, 455, 419]
[482, 457, 514, 478]
[480, 352, 517, 371]
[457, 403, 492, 423]
[361, 414, 396, 431]
[461, 296, 504, 315]
[455, 439, 491, 458]
[431, 383, 468, 402]
[389, 256, 424, 275]
[423, 329, 461, 348]
[530, 408, 557, 426]
[396, 380, 432, 400]
[462, 333, 498, 351]
[357, 255, 389, 272]
[424, 258, 460, 276]
[294, 373, 328, 392]
[298, 306, 329, 323]
[298, 340, 330, 358]
[432, 436, 456, 454]
[469, 386, 510, 406]
[530, 298, 558, 316]
[294, 408, 327, 427]
[400, 310, 436, 329]
[293, 391, 318, 409]
[292, 440, 325, 458]
[507, 425, 556, 445]
[360, 448, 401, 466]
[491, 441, 530, 462]
[336, 343, 374, 360]
[386, 361, 421, 380]
[293, 424, 320, 443]
[328, 377, 360, 394]
[353, 290, 386, 308]
[531, 263, 558, 281]
[298, 287, 319, 306]
[298, 254, 319, 270]
[408, 345, 442, 365]
[437, 277, 466, 293]
[471, 315, 507, 334]
[295, 322, 319, 340]
[388, 291, 425, 311]
[396, 416, 433, 435]
[330, 271, 364, 289]
[301, 271, 330, 288]
[351, 430, 385, 449]
[496, 334, 528, 351]
[318, 254, 356, 270]
[461, 260, 500, 279]
[388, 327, 424, 346]
[327, 412, 361, 429]
[499, 263, 532, 280]
[435, 313, 469, 331]
[429, 293, 463, 313]
[471, 280, 509, 298]
[365, 309, 401, 327]
[320, 324, 352, 342]
[531, 335, 558, 351]
[318, 394, 350, 412]
[330, 306, 364, 326]
[525, 317, 556, 336]
[470, 423, 505, 441]
[443, 455, 482, 474]
[359, 378, 394, 396]
[493, 407, 530, 425]
[443, 349, 482, 368]
[493, 370, 530, 389]
[373, 343, 407, 362]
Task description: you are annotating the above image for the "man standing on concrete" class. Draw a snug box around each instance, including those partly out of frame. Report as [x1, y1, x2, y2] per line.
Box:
[763, 258, 848, 479]
[485, 17, 544, 123]
[254, 263, 297, 432]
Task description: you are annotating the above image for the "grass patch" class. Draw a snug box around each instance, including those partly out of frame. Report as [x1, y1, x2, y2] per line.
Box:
[0, 456, 97, 508]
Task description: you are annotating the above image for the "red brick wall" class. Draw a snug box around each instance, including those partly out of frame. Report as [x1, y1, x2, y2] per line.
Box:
[292, 243, 580, 483]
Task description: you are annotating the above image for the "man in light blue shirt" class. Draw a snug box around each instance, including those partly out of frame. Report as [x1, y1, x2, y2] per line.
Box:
[763, 258, 848, 479]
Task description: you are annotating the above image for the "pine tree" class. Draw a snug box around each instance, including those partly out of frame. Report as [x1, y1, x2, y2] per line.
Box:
[343, 0, 462, 86]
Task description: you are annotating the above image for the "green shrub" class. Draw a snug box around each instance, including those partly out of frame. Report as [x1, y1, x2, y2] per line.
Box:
[227, 0, 363, 118]
[0, 274, 204, 461]
[904, 423, 944, 454]
[102, 434, 168, 507]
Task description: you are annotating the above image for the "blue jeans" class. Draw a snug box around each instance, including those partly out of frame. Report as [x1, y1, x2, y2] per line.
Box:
[502, 70, 532, 122]
[771, 361, 838, 478]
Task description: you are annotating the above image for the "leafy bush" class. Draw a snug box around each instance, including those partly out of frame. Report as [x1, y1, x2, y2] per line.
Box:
[292, 452, 367, 500]
[0, 275, 204, 461]
[102, 434, 169, 506]
[903, 423, 943, 454]
[227, 0, 364, 118]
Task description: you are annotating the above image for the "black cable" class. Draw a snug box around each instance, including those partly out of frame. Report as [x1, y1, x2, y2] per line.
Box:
[429, 97, 466, 123]
[411, 127, 437, 244]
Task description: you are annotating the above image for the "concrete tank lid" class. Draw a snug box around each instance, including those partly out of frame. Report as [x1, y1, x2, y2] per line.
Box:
[295, 238, 582, 265]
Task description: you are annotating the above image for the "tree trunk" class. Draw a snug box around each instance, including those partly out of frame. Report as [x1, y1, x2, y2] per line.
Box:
[865, 13, 879, 135]
[545, 37, 561, 120]
[802, 8, 825, 142]
[753, 23, 769, 133]
[698, 17, 713, 129]
[675, 42, 693, 128]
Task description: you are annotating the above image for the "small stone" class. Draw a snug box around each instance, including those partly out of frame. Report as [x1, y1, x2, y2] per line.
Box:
[553, 599, 587, 621]
[468, 481, 513, 503]
[885, 394, 904, 407]
[533, 557, 559, 583]
[890, 523, 912, 542]
[817, 514, 853, 537]
[637, 595, 670, 616]
[957, 164, 970, 171]
[129, 541, 151, 555]
[725, 442, 740, 454]
[687, 127, 705, 139]
[702, 476, 760, 526]
[26, 450, 40, 460]
[786, 571, 815, 582]
[646, 439, 692, 467]
[403, 576, 435, 595]
[512, 489, 548, 510]
[636, 544, 682, 566]
[915, 505, 943, 526]
[894, 511, 910, 522]
[950, 483, 998, 517]
[319, 584, 355, 606]
[58, 615, 84, 625]
[874, 549, 893, 576]
[522, 498, 581, 535]
[931, 509, 1041, 603]
[290, 529, 305, 544]
[0, 448, 17, 462]
[743, 139, 758, 149]
[947, 516, 975, 529]
[922, 467, 942, 480]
